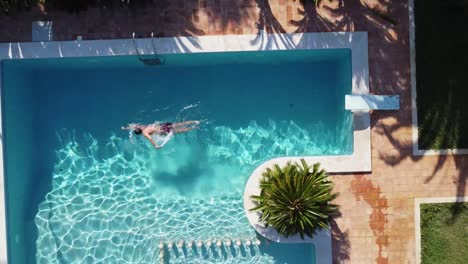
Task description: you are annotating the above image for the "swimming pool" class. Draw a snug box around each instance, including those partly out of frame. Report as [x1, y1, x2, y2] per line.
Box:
[1, 47, 352, 263]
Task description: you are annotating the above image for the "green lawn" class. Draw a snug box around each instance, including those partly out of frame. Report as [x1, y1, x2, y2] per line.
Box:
[415, 0, 468, 149]
[420, 203, 468, 264]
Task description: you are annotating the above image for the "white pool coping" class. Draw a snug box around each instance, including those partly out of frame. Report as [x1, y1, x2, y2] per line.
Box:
[0, 32, 370, 264]
[409, 0, 468, 155]
[414, 197, 467, 264]
[243, 111, 370, 264]
[241, 33, 370, 264]
[345, 94, 399, 110]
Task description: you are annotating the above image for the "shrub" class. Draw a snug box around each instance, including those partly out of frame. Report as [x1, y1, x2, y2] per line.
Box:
[250, 159, 339, 239]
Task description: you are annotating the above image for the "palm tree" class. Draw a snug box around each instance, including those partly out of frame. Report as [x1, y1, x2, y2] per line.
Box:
[250, 159, 339, 239]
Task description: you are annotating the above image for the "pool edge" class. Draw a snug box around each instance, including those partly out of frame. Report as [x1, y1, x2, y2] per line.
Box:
[243, 112, 370, 263]
[0, 31, 370, 264]
[242, 32, 370, 264]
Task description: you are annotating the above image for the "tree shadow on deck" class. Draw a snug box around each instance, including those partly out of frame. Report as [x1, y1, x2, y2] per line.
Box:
[330, 217, 350, 264]
[285, 1, 405, 262]
[374, 111, 468, 214]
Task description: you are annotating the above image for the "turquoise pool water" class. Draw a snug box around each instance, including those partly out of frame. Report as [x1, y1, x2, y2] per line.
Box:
[2, 49, 352, 263]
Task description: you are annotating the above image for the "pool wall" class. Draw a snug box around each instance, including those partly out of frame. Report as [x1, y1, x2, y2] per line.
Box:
[0, 65, 39, 264]
[0, 32, 370, 264]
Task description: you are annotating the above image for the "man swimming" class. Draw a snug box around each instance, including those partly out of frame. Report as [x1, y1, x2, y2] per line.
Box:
[121, 121, 200, 149]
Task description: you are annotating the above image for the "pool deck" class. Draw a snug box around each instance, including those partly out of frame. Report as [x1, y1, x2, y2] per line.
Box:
[1, 1, 468, 264]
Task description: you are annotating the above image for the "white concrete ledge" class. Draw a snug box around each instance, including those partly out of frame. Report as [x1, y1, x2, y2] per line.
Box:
[243, 101, 370, 264]
[243, 110, 369, 263]
[0, 32, 370, 264]
[345, 94, 399, 111]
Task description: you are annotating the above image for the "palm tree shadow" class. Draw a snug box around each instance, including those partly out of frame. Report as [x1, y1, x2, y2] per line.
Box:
[373, 113, 423, 166]
[150, 0, 205, 51]
[330, 213, 350, 264]
[291, 0, 403, 90]
[374, 112, 468, 221]
[154, 161, 205, 194]
[251, 0, 295, 49]
[445, 199, 466, 226]
[294, 0, 399, 39]
[452, 158, 467, 203]
[289, 0, 325, 32]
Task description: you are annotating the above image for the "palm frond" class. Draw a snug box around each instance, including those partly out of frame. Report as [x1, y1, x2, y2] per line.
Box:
[249, 159, 339, 239]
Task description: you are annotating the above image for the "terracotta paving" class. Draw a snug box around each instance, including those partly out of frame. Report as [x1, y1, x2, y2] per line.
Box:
[1, 0, 467, 263]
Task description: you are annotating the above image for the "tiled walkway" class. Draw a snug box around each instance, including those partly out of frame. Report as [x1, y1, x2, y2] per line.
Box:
[1, 0, 467, 263]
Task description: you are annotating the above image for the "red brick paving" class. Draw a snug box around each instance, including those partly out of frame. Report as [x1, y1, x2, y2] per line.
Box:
[1, 0, 467, 263]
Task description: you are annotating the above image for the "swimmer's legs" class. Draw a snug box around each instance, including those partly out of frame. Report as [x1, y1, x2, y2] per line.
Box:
[172, 121, 200, 133]
[173, 127, 194, 133]
[172, 120, 200, 128]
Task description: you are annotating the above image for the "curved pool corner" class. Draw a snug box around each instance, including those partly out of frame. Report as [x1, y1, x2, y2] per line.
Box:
[243, 111, 371, 263]
[243, 159, 333, 263]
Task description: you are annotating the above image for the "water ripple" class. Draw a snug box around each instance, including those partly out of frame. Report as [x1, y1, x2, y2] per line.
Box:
[35, 119, 349, 263]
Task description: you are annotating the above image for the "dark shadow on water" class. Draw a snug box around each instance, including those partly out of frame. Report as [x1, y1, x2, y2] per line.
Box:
[152, 160, 206, 194]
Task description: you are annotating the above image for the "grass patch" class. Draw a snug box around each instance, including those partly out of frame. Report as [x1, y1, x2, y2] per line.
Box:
[420, 202, 468, 264]
[415, 0, 468, 149]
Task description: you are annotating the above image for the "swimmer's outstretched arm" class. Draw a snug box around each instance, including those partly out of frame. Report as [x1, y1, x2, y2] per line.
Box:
[121, 124, 135, 130]
[143, 133, 162, 149]
[121, 124, 142, 131]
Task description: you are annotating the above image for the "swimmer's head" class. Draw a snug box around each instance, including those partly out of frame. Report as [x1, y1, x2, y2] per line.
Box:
[133, 128, 142, 135]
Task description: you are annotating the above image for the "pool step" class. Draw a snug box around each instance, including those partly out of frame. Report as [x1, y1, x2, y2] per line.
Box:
[159, 238, 263, 264]
[345, 94, 399, 111]
[159, 238, 261, 250]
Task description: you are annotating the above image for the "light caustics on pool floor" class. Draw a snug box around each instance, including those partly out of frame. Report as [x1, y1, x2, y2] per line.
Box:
[34, 119, 342, 263]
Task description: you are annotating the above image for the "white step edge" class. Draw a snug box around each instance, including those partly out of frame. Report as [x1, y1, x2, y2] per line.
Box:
[345, 94, 399, 111]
